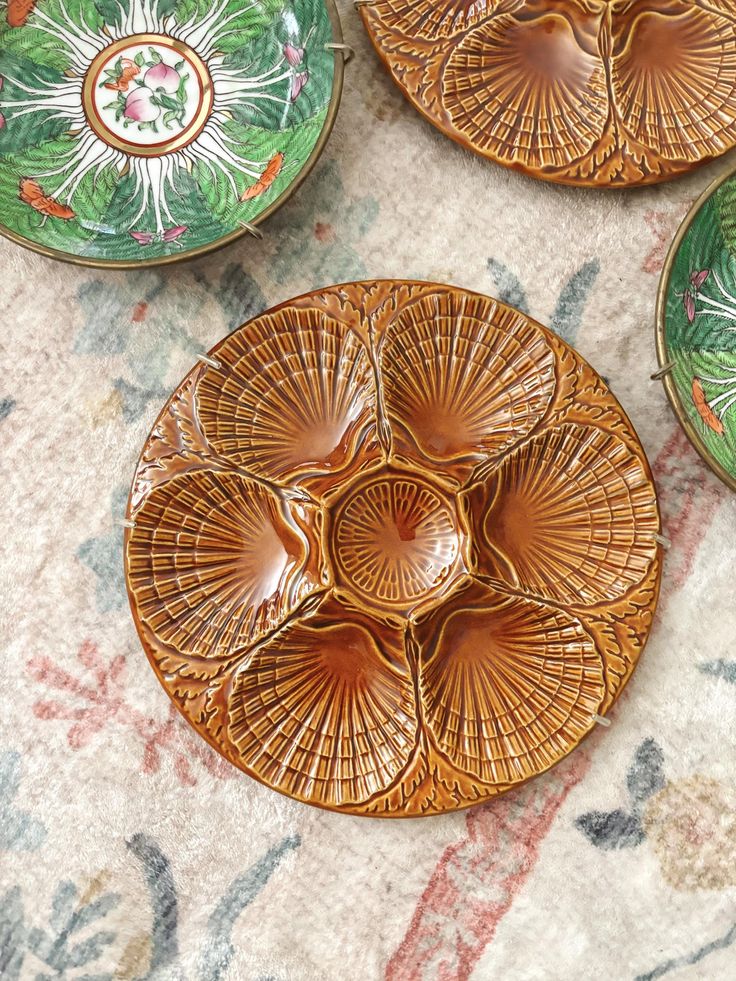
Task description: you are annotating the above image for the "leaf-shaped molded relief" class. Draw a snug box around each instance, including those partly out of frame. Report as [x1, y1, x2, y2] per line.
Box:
[530, 333, 653, 465]
[465, 424, 659, 609]
[127, 470, 323, 661]
[365, 0, 502, 41]
[574, 556, 661, 710]
[130, 366, 217, 511]
[610, 0, 736, 164]
[227, 596, 417, 808]
[196, 305, 379, 490]
[378, 290, 557, 481]
[414, 580, 605, 786]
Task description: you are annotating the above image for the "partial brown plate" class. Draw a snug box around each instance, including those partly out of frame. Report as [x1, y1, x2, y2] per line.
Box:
[359, 0, 736, 188]
[125, 280, 663, 816]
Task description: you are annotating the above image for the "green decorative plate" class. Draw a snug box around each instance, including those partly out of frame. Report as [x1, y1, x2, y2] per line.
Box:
[0, 0, 342, 267]
[657, 167, 736, 491]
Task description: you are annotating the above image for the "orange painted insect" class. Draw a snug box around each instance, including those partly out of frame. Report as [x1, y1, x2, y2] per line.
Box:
[240, 152, 284, 201]
[692, 378, 724, 436]
[103, 59, 140, 92]
[7, 0, 37, 27]
[19, 179, 76, 220]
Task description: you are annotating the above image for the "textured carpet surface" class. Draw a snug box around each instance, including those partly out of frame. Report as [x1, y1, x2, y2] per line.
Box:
[2, 3, 736, 978]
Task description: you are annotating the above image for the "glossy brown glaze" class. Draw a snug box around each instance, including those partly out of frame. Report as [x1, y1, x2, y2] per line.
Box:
[329, 466, 465, 613]
[359, 0, 736, 187]
[125, 281, 663, 816]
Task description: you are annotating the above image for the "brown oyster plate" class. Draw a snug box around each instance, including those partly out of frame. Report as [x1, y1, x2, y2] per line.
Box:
[359, 0, 736, 187]
[124, 281, 663, 816]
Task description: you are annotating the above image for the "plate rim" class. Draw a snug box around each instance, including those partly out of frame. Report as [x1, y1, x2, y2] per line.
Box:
[655, 160, 736, 493]
[0, 0, 345, 270]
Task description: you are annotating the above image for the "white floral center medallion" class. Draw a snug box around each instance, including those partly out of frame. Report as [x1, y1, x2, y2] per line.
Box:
[84, 35, 212, 154]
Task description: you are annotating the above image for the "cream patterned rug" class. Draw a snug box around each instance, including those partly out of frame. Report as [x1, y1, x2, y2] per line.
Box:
[2, 2, 736, 978]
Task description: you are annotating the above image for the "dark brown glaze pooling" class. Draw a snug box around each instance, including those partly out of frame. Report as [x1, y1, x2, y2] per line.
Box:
[359, 0, 736, 186]
[125, 281, 662, 816]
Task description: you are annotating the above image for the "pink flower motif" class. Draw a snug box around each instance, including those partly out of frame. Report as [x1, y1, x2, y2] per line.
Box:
[290, 70, 309, 102]
[283, 42, 304, 67]
[162, 224, 187, 242]
[130, 230, 155, 245]
[124, 86, 159, 123]
[682, 269, 710, 322]
[690, 269, 709, 289]
[130, 226, 188, 246]
[29, 639, 234, 786]
[144, 61, 180, 94]
[29, 640, 126, 750]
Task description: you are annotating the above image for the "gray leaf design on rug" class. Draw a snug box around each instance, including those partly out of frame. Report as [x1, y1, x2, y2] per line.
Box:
[127, 832, 301, 981]
[0, 879, 120, 981]
[575, 738, 665, 850]
[487, 257, 600, 344]
[699, 659, 736, 685]
[0, 751, 47, 852]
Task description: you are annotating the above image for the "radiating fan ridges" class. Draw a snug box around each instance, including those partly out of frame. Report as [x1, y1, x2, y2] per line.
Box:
[228, 613, 417, 806]
[360, 0, 736, 186]
[380, 290, 556, 472]
[127, 470, 319, 661]
[125, 281, 661, 816]
[611, 4, 736, 164]
[416, 584, 605, 785]
[444, 9, 609, 169]
[331, 469, 464, 611]
[196, 306, 376, 483]
[469, 424, 659, 608]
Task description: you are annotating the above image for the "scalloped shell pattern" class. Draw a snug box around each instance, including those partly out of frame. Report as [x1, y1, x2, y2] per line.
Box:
[378, 290, 556, 480]
[196, 304, 378, 487]
[610, 2, 736, 165]
[125, 281, 662, 816]
[466, 423, 660, 609]
[127, 470, 322, 661]
[414, 580, 606, 786]
[329, 466, 466, 612]
[360, 0, 736, 186]
[443, 3, 609, 172]
[228, 597, 417, 807]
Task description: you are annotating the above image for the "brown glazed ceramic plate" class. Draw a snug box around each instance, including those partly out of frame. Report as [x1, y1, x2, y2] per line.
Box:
[359, 0, 736, 187]
[125, 281, 663, 816]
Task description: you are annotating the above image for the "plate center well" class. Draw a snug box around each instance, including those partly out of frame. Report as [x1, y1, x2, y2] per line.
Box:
[83, 34, 213, 155]
[329, 468, 464, 613]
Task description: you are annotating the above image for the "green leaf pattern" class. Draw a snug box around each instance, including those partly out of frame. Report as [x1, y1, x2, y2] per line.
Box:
[0, 0, 336, 261]
[663, 187, 736, 478]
